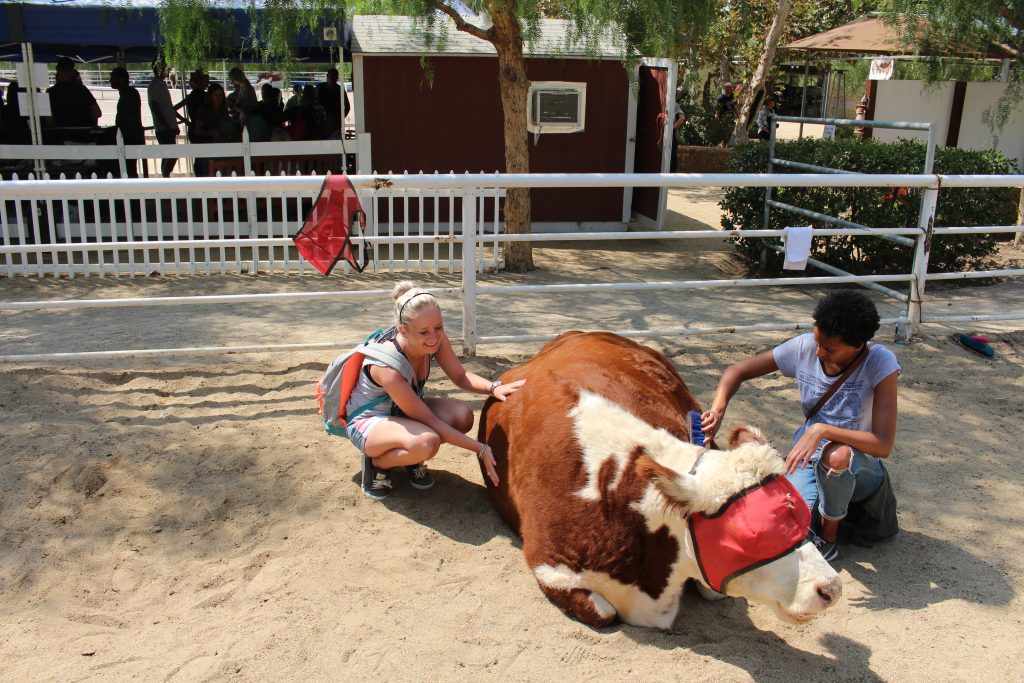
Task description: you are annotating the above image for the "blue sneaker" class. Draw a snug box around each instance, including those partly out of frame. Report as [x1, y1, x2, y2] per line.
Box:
[811, 532, 839, 562]
[361, 455, 393, 500]
[406, 463, 435, 490]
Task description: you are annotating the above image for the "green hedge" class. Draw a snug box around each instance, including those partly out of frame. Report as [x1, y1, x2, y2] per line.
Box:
[721, 138, 1021, 275]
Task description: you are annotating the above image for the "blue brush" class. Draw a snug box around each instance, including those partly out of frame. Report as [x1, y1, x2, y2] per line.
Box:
[689, 410, 706, 447]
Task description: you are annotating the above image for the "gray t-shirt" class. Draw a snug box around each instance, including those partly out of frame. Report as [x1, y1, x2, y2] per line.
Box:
[147, 77, 178, 134]
[773, 333, 901, 440]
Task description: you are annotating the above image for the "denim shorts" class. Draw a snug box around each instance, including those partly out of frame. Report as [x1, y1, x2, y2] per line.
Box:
[346, 415, 386, 455]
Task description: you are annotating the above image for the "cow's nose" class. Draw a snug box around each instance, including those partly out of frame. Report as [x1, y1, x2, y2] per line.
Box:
[816, 580, 842, 605]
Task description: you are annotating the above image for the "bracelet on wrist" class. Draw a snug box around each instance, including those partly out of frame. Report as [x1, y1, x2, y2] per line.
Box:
[487, 380, 503, 396]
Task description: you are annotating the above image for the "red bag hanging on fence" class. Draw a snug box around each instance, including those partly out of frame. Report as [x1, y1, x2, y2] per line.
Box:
[293, 174, 370, 275]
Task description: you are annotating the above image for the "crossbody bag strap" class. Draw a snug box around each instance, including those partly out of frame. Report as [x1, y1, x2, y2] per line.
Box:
[805, 343, 870, 421]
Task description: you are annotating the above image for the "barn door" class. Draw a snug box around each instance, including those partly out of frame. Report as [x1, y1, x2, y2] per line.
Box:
[632, 62, 674, 226]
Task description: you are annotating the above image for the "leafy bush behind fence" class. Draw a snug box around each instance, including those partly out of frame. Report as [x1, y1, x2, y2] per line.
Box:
[721, 138, 1020, 276]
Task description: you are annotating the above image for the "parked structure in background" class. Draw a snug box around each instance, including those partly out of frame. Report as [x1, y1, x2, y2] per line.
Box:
[349, 15, 677, 231]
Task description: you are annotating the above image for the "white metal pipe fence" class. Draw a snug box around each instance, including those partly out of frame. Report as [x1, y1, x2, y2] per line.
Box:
[0, 130, 369, 181]
[1, 172, 1022, 362]
[766, 116, 941, 338]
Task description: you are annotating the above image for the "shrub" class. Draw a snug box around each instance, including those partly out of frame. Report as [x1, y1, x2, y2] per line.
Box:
[681, 98, 734, 148]
[721, 138, 1020, 276]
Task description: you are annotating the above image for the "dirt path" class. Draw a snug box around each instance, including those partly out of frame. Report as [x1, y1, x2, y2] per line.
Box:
[1, 190, 1023, 681]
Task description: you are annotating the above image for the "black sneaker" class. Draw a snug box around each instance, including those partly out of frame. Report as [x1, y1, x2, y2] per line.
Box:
[811, 533, 839, 562]
[405, 463, 435, 490]
[362, 455, 393, 500]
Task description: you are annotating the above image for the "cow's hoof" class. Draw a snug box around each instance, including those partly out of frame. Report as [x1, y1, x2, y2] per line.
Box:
[695, 582, 727, 601]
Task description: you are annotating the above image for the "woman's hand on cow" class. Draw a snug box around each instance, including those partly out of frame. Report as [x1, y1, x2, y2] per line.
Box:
[785, 423, 825, 474]
[701, 408, 723, 443]
[478, 443, 500, 486]
[492, 379, 526, 402]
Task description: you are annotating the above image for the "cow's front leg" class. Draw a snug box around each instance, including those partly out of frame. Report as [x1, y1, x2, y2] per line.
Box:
[532, 563, 617, 628]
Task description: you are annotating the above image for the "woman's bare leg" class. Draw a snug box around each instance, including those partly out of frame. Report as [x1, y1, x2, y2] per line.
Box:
[363, 398, 473, 469]
[363, 417, 441, 469]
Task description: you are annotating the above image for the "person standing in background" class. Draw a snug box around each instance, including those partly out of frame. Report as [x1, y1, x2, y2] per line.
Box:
[756, 95, 776, 141]
[147, 60, 179, 177]
[109, 67, 144, 178]
[316, 67, 350, 139]
[716, 82, 735, 121]
[46, 57, 101, 142]
[669, 101, 686, 172]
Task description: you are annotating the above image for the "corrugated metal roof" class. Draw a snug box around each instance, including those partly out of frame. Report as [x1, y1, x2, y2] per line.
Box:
[351, 15, 623, 59]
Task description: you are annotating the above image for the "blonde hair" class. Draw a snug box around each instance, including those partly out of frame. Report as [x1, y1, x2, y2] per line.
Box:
[392, 281, 439, 327]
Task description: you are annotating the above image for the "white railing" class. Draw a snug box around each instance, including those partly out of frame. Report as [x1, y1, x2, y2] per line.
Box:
[0, 68, 331, 89]
[0, 129, 368, 180]
[1, 172, 1022, 361]
[0, 172, 504, 277]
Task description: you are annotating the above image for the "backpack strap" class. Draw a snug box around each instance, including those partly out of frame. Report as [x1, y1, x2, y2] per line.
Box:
[338, 342, 416, 428]
[359, 344, 416, 386]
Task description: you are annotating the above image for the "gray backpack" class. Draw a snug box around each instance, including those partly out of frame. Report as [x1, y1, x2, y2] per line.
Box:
[316, 328, 415, 437]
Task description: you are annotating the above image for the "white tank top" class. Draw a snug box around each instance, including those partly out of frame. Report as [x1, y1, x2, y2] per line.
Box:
[345, 335, 429, 419]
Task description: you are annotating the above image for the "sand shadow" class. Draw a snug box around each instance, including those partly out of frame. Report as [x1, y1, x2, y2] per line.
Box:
[616, 584, 881, 681]
[349, 469, 518, 548]
[839, 530, 1013, 611]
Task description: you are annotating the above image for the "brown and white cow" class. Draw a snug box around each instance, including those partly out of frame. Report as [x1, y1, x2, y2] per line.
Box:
[478, 331, 841, 629]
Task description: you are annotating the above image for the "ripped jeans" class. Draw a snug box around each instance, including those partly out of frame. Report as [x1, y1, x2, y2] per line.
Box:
[785, 439, 886, 523]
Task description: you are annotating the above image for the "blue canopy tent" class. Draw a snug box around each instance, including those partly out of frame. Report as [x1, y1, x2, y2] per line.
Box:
[0, 0, 351, 63]
[1, 0, 351, 165]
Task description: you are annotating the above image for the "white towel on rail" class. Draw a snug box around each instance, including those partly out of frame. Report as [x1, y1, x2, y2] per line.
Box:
[782, 226, 813, 270]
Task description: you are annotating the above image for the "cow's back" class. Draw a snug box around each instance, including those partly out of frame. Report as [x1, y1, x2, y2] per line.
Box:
[478, 331, 700, 536]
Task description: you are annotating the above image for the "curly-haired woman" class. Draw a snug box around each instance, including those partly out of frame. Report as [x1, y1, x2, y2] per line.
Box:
[701, 290, 901, 561]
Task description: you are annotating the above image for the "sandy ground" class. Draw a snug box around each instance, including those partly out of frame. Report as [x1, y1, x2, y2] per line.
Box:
[2, 189, 1024, 681]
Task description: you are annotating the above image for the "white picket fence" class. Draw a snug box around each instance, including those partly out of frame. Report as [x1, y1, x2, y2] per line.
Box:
[0, 173, 505, 277]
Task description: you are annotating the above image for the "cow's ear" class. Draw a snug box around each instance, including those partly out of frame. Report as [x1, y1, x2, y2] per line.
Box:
[727, 424, 768, 449]
[636, 455, 700, 517]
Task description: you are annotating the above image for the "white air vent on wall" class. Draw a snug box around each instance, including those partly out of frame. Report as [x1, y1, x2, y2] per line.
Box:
[527, 81, 586, 134]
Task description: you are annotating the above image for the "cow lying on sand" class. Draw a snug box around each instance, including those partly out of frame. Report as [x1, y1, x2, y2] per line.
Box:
[478, 331, 841, 629]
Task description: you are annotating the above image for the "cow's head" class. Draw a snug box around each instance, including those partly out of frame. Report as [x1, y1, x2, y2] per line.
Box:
[645, 439, 842, 623]
[570, 391, 841, 624]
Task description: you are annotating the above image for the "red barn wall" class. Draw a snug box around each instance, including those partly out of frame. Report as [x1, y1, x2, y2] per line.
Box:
[360, 55, 629, 224]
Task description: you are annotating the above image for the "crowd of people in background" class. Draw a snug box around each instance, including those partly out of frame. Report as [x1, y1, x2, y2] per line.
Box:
[0, 59, 352, 177]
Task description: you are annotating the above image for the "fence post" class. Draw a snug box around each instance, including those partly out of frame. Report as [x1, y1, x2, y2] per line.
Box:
[115, 129, 128, 179]
[760, 118, 778, 273]
[242, 126, 253, 177]
[461, 183, 478, 357]
[356, 133, 372, 175]
[907, 125, 938, 340]
[357, 133, 375, 256]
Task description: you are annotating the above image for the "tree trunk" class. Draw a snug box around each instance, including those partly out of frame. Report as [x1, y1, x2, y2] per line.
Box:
[718, 52, 732, 86]
[729, 0, 792, 146]
[491, 5, 535, 272]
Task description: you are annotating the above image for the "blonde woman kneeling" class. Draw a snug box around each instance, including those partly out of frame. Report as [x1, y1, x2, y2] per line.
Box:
[346, 281, 526, 499]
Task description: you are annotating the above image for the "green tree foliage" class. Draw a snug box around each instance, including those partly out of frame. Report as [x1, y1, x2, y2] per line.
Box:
[721, 138, 1019, 275]
[879, 0, 1023, 132]
[687, 0, 875, 141]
